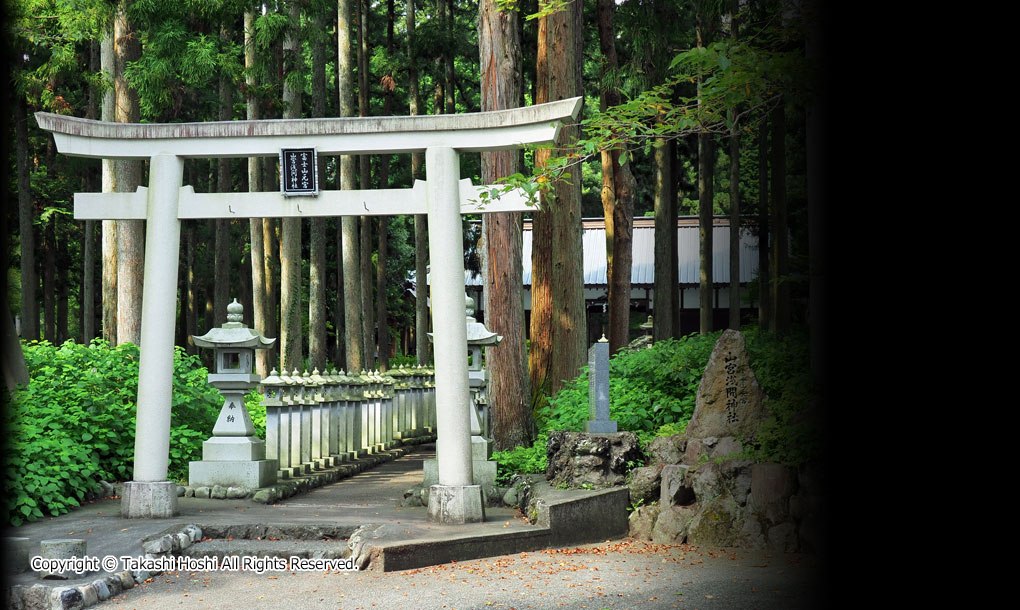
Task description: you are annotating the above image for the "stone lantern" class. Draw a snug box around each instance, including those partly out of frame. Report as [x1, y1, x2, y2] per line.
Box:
[188, 299, 278, 489]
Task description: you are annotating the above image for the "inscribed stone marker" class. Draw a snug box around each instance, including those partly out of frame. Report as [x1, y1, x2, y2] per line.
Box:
[585, 336, 617, 433]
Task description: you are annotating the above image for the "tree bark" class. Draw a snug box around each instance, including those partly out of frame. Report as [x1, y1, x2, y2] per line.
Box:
[407, 0, 430, 365]
[769, 98, 789, 335]
[597, 0, 636, 354]
[546, 0, 587, 393]
[529, 12, 553, 408]
[101, 15, 117, 345]
[280, 0, 303, 372]
[697, 5, 715, 336]
[653, 139, 677, 341]
[114, 1, 143, 346]
[757, 117, 770, 329]
[214, 24, 233, 327]
[357, 0, 374, 368]
[309, 6, 328, 372]
[245, 10, 271, 375]
[727, 0, 741, 331]
[15, 98, 38, 341]
[480, 0, 533, 450]
[43, 216, 55, 342]
[339, 0, 364, 372]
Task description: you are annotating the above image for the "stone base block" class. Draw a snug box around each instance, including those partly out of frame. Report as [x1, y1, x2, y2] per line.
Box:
[277, 467, 295, 480]
[471, 460, 497, 489]
[121, 481, 179, 519]
[189, 459, 278, 489]
[423, 459, 497, 489]
[427, 484, 485, 524]
[4, 537, 31, 574]
[202, 437, 266, 461]
[471, 436, 492, 461]
[585, 420, 618, 433]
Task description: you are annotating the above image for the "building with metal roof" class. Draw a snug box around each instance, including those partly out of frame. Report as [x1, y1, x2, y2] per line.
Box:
[417, 216, 761, 342]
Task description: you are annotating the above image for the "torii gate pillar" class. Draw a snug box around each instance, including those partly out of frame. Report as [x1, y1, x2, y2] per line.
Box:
[425, 147, 481, 522]
[122, 153, 184, 518]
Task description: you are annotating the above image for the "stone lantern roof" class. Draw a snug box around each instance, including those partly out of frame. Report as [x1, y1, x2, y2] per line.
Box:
[192, 299, 276, 350]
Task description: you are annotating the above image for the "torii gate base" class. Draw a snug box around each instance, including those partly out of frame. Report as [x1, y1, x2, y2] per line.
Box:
[35, 97, 581, 525]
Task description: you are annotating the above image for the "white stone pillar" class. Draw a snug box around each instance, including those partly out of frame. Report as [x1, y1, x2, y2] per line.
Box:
[122, 153, 183, 518]
[425, 147, 483, 523]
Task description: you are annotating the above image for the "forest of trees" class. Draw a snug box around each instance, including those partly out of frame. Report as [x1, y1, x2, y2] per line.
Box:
[5, 0, 824, 451]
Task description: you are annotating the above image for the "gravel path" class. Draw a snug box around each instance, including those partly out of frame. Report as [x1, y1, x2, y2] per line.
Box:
[104, 539, 824, 609]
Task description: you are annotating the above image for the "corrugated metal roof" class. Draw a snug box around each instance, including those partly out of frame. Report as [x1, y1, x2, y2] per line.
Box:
[452, 216, 759, 287]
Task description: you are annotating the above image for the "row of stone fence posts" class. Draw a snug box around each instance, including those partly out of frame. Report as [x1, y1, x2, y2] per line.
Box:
[258, 366, 436, 481]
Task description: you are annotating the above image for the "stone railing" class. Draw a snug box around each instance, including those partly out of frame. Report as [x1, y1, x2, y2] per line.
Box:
[259, 366, 435, 479]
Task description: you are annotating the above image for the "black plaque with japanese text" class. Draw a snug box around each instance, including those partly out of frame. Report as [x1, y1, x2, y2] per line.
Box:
[279, 147, 318, 196]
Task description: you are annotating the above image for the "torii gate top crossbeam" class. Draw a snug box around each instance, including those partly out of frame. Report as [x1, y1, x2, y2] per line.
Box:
[34, 97, 582, 160]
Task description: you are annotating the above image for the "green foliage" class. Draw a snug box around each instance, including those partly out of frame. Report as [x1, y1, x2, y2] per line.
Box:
[491, 433, 548, 485]
[538, 334, 719, 436]
[532, 327, 818, 468]
[245, 389, 266, 439]
[5, 340, 221, 527]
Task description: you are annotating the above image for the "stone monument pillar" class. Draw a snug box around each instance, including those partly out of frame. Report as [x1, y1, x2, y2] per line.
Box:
[585, 335, 618, 433]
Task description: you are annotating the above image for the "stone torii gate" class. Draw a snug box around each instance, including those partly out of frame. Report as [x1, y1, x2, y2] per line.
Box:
[35, 97, 582, 524]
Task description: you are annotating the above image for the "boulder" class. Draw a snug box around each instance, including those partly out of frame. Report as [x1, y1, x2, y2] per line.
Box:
[546, 431, 643, 489]
[645, 435, 686, 465]
[750, 462, 797, 524]
[686, 493, 743, 547]
[767, 522, 799, 553]
[661, 464, 695, 506]
[651, 505, 699, 544]
[628, 465, 664, 505]
[628, 505, 661, 540]
[685, 330, 768, 441]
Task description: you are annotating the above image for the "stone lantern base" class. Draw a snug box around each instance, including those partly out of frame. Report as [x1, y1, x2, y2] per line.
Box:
[189, 436, 278, 489]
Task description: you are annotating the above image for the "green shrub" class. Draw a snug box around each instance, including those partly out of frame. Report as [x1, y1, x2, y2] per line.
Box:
[491, 433, 548, 485]
[534, 326, 819, 466]
[245, 389, 266, 439]
[538, 333, 720, 436]
[5, 340, 221, 527]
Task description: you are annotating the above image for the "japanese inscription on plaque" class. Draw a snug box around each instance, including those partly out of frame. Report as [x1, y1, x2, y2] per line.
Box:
[279, 147, 319, 196]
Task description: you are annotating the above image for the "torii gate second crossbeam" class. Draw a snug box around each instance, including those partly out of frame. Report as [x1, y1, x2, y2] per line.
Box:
[35, 97, 582, 524]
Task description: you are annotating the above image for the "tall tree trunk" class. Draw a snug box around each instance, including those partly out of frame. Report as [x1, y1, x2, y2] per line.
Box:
[374, 0, 395, 372]
[280, 0, 303, 372]
[101, 16, 117, 345]
[597, 0, 636, 354]
[43, 217, 55, 342]
[214, 23, 233, 327]
[757, 117, 770, 329]
[357, 0, 374, 368]
[480, 0, 533, 450]
[546, 0, 587, 393]
[769, 99, 789, 334]
[15, 98, 38, 341]
[114, 1, 143, 346]
[309, 6, 328, 372]
[727, 1, 741, 331]
[339, 0, 364, 372]
[57, 231, 69, 343]
[697, 4, 715, 336]
[443, 0, 455, 113]
[653, 139, 677, 341]
[245, 10, 271, 375]
[406, 0, 430, 365]
[529, 12, 552, 408]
